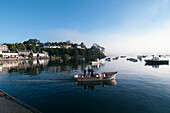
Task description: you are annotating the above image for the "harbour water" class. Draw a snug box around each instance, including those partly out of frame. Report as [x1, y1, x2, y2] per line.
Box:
[0, 57, 170, 113]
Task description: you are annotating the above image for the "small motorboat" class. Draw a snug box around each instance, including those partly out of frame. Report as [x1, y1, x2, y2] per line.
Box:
[127, 58, 138, 62]
[120, 56, 126, 58]
[105, 57, 111, 61]
[145, 57, 169, 64]
[74, 72, 117, 82]
[112, 56, 119, 60]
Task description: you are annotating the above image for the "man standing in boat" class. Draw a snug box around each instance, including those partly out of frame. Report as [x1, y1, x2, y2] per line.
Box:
[84, 68, 87, 77]
[88, 67, 91, 75]
[90, 68, 94, 77]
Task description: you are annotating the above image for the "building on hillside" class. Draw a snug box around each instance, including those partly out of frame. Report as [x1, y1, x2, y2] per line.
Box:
[76, 45, 82, 49]
[65, 45, 71, 49]
[43, 46, 60, 49]
[0, 45, 8, 51]
[33, 52, 49, 58]
[36, 44, 40, 47]
[18, 50, 32, 56]
[0, 51, 18, 58]
[59, 45, 71, 49]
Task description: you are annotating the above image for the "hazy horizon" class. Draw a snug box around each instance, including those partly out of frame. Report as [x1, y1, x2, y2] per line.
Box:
[1, 0, 170, 55]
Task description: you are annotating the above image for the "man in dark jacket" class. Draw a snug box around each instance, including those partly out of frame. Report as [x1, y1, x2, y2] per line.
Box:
[90, 68, 94, 77]
[84, 68, 87, 77]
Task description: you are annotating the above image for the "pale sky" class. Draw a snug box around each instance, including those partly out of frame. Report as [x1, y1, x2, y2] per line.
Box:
[0, 0, 170, 55]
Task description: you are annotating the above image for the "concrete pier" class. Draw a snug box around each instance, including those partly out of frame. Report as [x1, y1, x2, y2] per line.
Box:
[0, 90, 41, 113]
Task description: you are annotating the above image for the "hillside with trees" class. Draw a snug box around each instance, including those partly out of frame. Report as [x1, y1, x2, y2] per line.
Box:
[5, 39, 105, 59]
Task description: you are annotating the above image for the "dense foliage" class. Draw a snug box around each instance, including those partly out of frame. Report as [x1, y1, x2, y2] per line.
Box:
[0, 54, 3, 57]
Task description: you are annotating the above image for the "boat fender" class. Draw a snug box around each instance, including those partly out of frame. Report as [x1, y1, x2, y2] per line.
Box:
[74, 75, 78, 78]
[104, 74, 106, 77]
[96, 75, 98, 77]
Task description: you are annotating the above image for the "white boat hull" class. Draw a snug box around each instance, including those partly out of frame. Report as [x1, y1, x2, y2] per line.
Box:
[75, 72, 117, 82]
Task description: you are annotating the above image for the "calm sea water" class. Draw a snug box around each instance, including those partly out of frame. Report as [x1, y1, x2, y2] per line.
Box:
[0, 57, 170, 113]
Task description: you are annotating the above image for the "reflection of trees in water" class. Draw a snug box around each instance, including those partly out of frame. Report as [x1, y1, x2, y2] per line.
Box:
[0, 58, 105, 75]
[0, 60, 46, 75]
[46, 59, 88, 72]
[9, 65, 44, 75]
[0, 59, 90, 75]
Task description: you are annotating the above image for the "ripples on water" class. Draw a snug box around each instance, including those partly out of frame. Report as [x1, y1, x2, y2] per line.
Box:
[0, 57, 170, 113]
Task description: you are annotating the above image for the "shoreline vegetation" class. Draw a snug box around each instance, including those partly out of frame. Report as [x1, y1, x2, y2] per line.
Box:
[0, 39, 106, 61]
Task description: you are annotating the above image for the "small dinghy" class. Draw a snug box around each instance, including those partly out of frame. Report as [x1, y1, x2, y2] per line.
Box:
[74, 72, 117, 82]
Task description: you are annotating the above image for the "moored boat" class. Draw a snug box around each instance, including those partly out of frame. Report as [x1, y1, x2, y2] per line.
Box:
[112, 56, 119, 60]
[74, 72, 117, 82]
[145, 57, 169, 64]
[120, 56, 126, 58]
[105, 57, 111, 61]
[90, 59, 105, 65]
[127, 58, 138, 62]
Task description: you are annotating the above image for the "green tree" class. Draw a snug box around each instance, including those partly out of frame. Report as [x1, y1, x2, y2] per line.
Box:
[28, 53, 33, 58]
[73, 49, 78, 56]
[72, 43, 78, 48]
[7, 44, 16, 51]
[61, 54, 70, 62]
[91, 43, 105, 52]
[44, 42, 51, 46]
[23, 39, 40, 45]
[36, 47, 41, 53]
[80, 42, 86, 48]
[15, 43, 26, 50]
[0, 54, 3, 57]
[66, 40, 71, 45]
[26, 44, 36, 52]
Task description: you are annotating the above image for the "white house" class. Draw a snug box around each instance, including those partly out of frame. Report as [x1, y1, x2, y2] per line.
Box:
[65, 45, 71, 49]
[77, 45, 82, 49]
[33, 52, 49, 58]
[0, 45, 8, 51]
[43, 46, 60, 49]
[1, 51, 18, 58]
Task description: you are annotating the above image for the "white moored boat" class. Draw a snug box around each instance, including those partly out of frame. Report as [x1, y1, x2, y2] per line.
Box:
[91, 59, 105, 65]
[145, 57, 169, 64]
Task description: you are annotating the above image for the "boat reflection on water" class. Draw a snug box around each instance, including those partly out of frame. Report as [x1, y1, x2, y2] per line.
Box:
[145, 63, 169, 68]
[75, 79, 117, 91]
